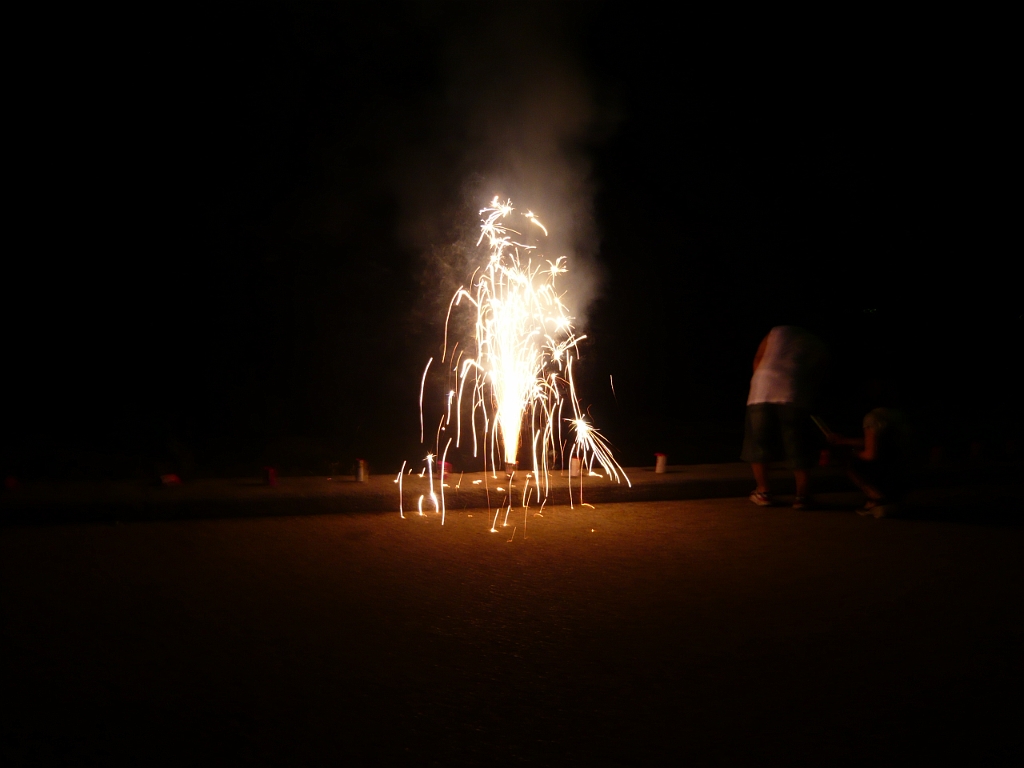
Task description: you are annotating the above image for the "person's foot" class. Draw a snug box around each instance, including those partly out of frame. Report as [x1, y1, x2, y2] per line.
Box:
[857, 499, 897, 518]
[749, 490, 773, 506]
[792, 495, 811, 510]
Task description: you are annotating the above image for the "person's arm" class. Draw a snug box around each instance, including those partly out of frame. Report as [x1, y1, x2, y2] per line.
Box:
[826, 422, 876, 458]
[752, 334, 769, 373]
[827, 432, 864, 449]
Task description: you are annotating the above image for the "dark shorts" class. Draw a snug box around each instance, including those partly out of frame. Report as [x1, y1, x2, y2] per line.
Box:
[740, 402, 815, 470]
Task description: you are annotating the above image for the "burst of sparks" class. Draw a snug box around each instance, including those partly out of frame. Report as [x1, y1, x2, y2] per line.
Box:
[454, 198, 627, 483]
[403, 197, 628, 522]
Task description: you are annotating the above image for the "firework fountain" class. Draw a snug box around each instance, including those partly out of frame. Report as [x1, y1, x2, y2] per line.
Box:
[399, 197, 629, 525]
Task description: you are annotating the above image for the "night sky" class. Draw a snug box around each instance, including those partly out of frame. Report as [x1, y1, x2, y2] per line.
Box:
[5, 3, 1016, 480]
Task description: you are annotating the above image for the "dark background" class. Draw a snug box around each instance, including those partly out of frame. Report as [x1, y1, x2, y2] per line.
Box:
[4, 2, 1016, 481]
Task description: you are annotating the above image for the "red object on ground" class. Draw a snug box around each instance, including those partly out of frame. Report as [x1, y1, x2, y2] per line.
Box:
[4, 476, 20, 491]
[160, 474, 182, 486]
[263, 467, 278, 487]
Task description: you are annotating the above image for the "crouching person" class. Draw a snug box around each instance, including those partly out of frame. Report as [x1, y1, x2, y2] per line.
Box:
[828, 405, 914, 517]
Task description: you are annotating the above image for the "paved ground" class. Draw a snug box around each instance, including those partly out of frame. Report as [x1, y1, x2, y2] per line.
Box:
[2, 488, 1021, 766]
[0, 463, 820, 523]
[3, 461, 1017, 524]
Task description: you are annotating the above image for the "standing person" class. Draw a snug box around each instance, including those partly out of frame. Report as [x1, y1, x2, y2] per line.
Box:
[741, 326, 826, 509]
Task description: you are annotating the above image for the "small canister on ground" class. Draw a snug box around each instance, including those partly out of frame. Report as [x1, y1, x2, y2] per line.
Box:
[354, 459, 368, 482]
[655, 453, 667, 474]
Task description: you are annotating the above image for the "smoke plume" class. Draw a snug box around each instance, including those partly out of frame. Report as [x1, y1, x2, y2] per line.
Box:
[392, 6, 616, 335]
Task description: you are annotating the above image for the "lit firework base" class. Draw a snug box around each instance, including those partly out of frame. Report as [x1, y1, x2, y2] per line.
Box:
[398, 197, 629, 530]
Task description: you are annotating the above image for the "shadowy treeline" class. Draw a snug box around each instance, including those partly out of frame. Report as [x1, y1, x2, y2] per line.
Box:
[3, 3, 1015, 482]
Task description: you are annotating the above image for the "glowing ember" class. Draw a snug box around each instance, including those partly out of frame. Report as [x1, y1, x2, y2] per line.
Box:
[406, 197, 628, 522]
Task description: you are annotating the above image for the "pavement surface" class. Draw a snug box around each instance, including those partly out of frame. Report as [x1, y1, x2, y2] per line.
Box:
[1, 461, 1019, 524]
[1, 476, 1021, 766]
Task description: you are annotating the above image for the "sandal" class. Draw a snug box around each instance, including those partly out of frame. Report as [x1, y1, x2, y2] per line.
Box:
[858, 498, 891, 518]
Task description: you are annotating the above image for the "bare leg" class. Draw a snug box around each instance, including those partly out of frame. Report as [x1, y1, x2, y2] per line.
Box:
[794, 469, 809, 498]
[846, 468, 883, 501]
[752, 463, 769, 493]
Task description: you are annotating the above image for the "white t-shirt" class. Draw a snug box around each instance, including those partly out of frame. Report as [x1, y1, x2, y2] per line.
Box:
[747, 326, 825, 407]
